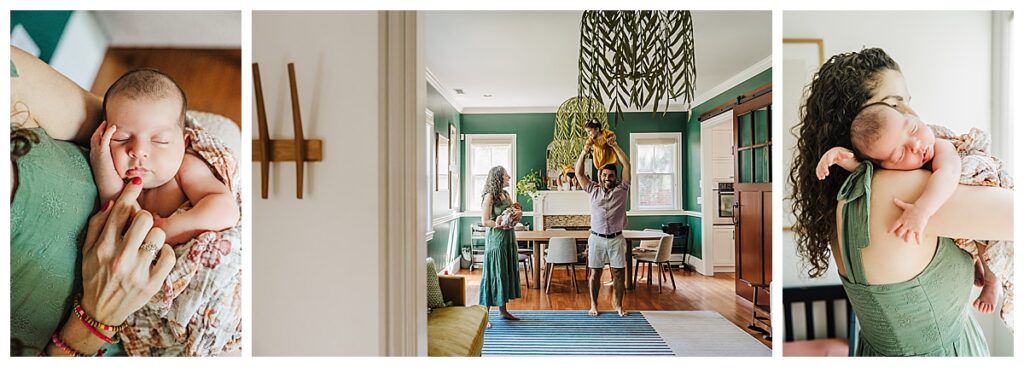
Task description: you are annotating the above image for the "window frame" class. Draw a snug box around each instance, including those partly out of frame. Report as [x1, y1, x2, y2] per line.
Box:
[464, 134, 517, 214]
[629, 132, 683, 213]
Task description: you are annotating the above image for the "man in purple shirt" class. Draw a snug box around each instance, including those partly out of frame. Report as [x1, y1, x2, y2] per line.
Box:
[575, 131, 631, 317]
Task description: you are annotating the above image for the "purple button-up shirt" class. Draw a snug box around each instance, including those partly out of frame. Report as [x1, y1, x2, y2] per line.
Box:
[584, 180, 630, 235]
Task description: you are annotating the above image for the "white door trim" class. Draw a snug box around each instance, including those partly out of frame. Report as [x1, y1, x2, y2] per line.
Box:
[378, 10, 424, 356]
[699, 110, 734, 276]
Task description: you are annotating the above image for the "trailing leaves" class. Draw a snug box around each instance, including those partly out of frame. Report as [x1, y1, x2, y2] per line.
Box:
[547, 97, 608, 177]
[578, 10, 696, 125]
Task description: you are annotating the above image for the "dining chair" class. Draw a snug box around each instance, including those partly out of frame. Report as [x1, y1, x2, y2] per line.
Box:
[632, 229, 663, 282]
[632, 233, 676, 292]
[544, 237, 581, 293]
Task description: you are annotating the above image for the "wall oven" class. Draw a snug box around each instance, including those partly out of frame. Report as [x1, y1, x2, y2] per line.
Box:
[714, 182, 735, 225]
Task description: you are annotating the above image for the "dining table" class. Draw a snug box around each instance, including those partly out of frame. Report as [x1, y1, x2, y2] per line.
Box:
[514, 230, 669, 290]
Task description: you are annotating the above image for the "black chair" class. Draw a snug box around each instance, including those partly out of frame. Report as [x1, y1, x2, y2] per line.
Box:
[783, 285, 858, 356]
[662, 223, 692, 272]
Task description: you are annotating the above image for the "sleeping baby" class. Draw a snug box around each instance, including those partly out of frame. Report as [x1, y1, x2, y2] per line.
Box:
[89, 69, 242, 355]
[817, 102, 1013, 331]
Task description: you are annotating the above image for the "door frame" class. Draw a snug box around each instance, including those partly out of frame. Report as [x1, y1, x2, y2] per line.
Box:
[699, 110, 734, 276]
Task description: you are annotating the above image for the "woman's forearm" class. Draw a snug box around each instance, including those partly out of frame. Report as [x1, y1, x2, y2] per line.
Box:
[10, 46, 102, 145]
[43, 314, 114, 356]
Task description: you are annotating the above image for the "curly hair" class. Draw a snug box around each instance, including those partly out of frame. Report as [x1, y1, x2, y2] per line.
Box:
[11, 101, 38, 162]
[788, 48, 900, 278]
[482, 165, 509, 206]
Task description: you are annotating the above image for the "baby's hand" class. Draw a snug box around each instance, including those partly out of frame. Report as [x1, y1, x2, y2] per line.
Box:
[89, 121, 117, 172]
[816, 147, 855, 180]
[889, 198, 929, 245]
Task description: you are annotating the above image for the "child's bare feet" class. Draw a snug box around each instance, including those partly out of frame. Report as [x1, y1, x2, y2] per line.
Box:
[588, 307, 599, 317]
[486, 322, 492, 329]
[615, 308, 629, 317]
[499, 312, 520, 321]
[972, 272, 999, 313]
[973, 258, 985, 288]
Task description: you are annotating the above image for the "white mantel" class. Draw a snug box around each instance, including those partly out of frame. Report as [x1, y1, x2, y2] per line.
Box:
[531, 190, 589, 230]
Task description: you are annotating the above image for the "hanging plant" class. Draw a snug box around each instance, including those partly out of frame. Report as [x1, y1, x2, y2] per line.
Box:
[547, 97, 608, 177]
[578, 10, 697, 124]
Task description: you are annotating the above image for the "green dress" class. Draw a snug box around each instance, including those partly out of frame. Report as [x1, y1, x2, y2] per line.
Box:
[837, 162, 988, 356]
[478, 196, 521, 307]
[10, 128, 121, 355]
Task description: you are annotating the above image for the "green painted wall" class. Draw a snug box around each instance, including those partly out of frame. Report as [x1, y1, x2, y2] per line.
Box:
[460, 111, 695, 256]
[429, 67, 772, 267]
[426, 83, 463, 266]
[11, 11, 74, 64]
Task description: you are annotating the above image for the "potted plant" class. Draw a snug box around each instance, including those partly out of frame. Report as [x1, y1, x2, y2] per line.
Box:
[516, 170, 545, 203]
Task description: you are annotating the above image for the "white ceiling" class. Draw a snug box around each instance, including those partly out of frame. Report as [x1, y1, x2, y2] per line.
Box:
[91, 11, 241, 48]
[425, 11, 772, 113]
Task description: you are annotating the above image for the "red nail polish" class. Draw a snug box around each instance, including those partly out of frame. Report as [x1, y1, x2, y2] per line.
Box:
[131, 177, 142, 185]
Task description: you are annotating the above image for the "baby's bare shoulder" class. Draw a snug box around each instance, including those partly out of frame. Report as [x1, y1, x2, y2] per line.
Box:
[175, 153, 222, 185]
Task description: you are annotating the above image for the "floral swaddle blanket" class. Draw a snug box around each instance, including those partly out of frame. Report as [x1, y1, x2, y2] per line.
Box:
[119, 113, 243, 356]
[933, 125, 1014, 333]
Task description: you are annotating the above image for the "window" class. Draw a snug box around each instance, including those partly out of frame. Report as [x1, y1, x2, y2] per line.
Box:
[465, 134, 516, 212]
[630, 132, 682, 211]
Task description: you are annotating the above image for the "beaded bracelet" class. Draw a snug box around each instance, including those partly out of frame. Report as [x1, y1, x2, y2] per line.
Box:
[51, 333, 104, 357]
[77, 313, 121, 344]
[73, 295, 127, 333]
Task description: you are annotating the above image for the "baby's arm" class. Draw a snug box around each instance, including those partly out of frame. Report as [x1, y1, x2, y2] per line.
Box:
[159, 154, 240, 244]
[889, 139, 961, 243]
[816, 146, 861, 180]
[89, 121, 127, 205]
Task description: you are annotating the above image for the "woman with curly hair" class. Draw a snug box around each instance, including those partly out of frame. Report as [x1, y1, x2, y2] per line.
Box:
[788, 48, 1012, 356]
[478, 165, 523, 325]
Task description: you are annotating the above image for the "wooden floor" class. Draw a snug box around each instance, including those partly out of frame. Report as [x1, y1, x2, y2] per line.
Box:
[460, 265, 772, 348]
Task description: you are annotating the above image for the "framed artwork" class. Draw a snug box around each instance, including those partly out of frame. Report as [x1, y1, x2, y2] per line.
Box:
[448, 124, 459, 209]
[782, 38, 824, 230]
[436, 132, 450, 192]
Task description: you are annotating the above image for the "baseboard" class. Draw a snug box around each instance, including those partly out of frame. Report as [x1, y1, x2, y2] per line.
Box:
[713, 265, 735, 273]
[442, 258, 461, 276]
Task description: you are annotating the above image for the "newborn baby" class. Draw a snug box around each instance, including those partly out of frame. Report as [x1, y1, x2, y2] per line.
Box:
[89, 70, 243, 356]
[495, 202, 523, 229]
[90, 69, 239, 245]
[817, 102, 1013, 326]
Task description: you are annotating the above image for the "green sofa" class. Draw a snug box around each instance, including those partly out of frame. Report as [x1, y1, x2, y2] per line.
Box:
[427, 275, 488, 356]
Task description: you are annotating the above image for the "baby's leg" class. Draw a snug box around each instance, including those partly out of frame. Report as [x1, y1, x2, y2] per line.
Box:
[972, 244, 999, 314]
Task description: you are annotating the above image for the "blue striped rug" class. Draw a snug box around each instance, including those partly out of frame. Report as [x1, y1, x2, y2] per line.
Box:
[482, 310, 675, 356]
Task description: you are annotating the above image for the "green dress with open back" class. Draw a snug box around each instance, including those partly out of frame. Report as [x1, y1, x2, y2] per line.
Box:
[10, 128, 121, 355]
[478, 194, 521, 307]
[837, 162, 988, 356]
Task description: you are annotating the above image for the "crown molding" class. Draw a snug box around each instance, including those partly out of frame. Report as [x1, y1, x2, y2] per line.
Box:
[425, 67, 464, 113]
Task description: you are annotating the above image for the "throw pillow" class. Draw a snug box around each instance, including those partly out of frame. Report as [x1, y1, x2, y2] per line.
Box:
[426, 257, 447, 309]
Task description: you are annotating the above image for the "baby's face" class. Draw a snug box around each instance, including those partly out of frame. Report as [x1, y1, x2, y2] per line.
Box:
[105, 96, 187, 188]
[861, 106, 936, 170]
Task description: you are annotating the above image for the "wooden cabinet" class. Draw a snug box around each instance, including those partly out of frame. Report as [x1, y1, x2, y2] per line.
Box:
[732, 85, 772, 304]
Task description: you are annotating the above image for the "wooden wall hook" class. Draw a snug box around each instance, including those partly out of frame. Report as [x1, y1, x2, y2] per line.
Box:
[252, 62, 324, 199]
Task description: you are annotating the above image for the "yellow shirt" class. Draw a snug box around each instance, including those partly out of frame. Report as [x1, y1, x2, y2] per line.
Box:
[587, 129, 618, 170]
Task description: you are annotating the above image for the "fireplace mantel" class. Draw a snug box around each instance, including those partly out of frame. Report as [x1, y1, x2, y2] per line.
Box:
[531, 190, 590, 230]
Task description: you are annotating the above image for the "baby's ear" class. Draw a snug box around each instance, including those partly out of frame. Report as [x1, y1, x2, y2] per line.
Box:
[184, 131, 191, 145]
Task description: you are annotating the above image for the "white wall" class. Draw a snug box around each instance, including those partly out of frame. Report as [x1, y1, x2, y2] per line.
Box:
[782, 11, 1012, 356]
[49, 11, 108, 90]
[252, 11, 381, 356]
[784, 11, 992, 134]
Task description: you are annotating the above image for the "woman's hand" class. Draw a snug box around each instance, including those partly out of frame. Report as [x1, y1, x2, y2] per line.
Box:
[79, 178, 176, 326]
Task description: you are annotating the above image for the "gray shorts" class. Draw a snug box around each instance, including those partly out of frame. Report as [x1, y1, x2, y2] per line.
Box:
[587, 234, 626, 269]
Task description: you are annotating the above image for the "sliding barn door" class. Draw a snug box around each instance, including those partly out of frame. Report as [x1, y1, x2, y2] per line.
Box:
[733, 88, 772, 304]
